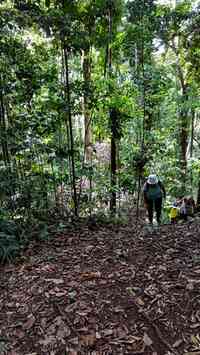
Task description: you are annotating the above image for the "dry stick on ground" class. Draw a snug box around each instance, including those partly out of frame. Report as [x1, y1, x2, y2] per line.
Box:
[131, 346, 145, 354]
[128, 289, 180, 355]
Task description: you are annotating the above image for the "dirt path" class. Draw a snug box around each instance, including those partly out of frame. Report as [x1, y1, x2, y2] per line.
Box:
[0, 219, 200, 355]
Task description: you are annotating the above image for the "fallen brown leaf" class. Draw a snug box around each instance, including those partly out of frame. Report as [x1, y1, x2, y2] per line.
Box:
[65, 302, 78, 313]
[136, 297, 145, 306]
[121, 335, 142, 344]
[102, 329, 114, 336]
[23, 314, 36, 330]
[39, 335, 56, 347]
[66, 351, 78, 355]
[80, 333, 97, 347]
[190, 323, 200, 328]
[143, 332, 153, 347]
[173, 339, 183, 348]
[80, 271, 101, 280]
[14, 328, 25, 339]
[45, 278, 64, 284]
[47, 323, 56, 335]
[68, 337, 79, 345]
[57, 324, 71, 339]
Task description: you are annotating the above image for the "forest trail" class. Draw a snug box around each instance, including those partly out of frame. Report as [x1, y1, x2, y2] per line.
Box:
[0, 217, 200, 355]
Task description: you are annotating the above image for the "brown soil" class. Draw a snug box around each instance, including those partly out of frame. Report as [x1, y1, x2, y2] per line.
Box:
[0, 217, 200, 355]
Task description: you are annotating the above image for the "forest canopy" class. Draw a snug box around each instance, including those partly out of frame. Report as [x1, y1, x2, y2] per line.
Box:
[0, 0, 200, 226]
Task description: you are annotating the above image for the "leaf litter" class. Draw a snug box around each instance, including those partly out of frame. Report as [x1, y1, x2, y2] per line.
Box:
[0, 216, 200, 354]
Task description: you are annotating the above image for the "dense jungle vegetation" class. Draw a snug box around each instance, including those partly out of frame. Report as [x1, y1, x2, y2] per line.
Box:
[0, 0, 200, 261]
[1, 3, 200, 354]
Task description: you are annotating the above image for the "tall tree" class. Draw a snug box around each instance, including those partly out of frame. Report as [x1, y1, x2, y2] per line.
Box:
[157, 0, 195, 193]
[105, 0, 123, 213]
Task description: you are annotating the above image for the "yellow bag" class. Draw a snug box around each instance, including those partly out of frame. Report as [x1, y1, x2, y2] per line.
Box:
[169, 207, 179, 219]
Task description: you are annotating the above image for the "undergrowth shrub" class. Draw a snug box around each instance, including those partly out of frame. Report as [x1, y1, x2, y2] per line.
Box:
[0, 218, 21, 264]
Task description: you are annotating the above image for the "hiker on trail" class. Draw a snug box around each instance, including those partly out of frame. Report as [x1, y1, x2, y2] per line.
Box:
[169, 196, 196, 223]
[179, 196, 195, 220]
[179, 197, 188, 221]
[186, 196, 196, 216]
[169, 199, 180, 224]
[143, 174, 166, 225]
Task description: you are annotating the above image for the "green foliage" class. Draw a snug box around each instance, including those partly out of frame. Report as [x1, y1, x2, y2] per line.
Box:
[0, 0, 199, 259]
[0, 218, 21, 264]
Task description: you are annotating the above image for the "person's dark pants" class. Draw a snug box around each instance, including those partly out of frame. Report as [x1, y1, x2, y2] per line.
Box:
[180, 212, 187, 221]
[147, 198, 162, 223]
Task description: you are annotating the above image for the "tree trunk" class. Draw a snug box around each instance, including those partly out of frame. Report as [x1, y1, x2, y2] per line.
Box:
[171, 40, 189, 194]
[82, 47, 92, 161]
[189, 109, 195, 190]
[179, 85, 188, 194]
[110, 109, 117, 213]
[196, 172, 200, 212]
[0, 75, 10, 166]
[108, 6, 117, 214]
[62, 45, 78, 217]
[180, 118, 187, 192]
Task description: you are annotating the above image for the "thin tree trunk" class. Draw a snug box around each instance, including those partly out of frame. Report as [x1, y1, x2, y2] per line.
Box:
[190, 109, 195, 190]
[136, 23, 145, 220]
[197, 172, 200, 212]
[110, 110, 117, 213]
[190, 110, 194, 158]
[82, 47, 92, 162]
[179, 86, 188, 194]
[0, 75, 10, 166]
[171, 40, 189, 194]
[89, 160, 92, 217]
[61, 49, 72, 184]
[136, 174, 141, 221]
[108, 6, 117, 214]
[62, 45, 78, 217]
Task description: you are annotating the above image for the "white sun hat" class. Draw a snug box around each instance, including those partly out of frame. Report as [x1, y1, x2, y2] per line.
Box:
[147, 174, 158, 185]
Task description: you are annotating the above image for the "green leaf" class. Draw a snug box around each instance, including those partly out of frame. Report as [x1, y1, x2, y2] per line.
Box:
[45, 0, 50, 7]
